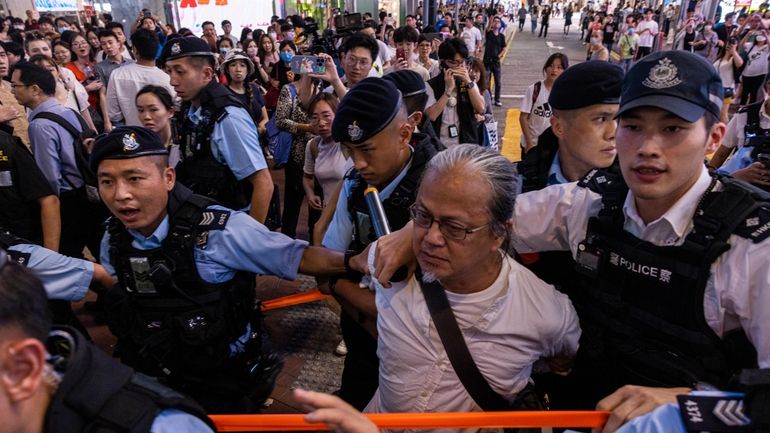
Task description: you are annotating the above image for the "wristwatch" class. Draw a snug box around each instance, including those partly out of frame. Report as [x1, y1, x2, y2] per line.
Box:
[466, 80, 476, 90]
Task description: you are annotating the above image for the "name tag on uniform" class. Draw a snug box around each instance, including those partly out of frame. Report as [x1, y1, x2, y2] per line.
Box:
[0, 170, 12, 187]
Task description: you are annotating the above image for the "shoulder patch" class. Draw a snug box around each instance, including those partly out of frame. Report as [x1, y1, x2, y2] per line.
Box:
[8, 251, 30, 267]
[198, 209, 230, 230]
[734, 206, 770, 243]
[577, 168, 623, 193]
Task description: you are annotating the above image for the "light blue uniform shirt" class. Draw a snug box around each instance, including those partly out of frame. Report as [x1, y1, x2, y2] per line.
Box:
[547, 151, 570, 186]
[322, 156, 414, 251]
[100, 205, 308, 282]
[151, 409, 215, 433]
[186, 105, 268, 182]
[27, 99, 84, 194]
[718, 146, 755, 175]
[8, 243, 93, 301]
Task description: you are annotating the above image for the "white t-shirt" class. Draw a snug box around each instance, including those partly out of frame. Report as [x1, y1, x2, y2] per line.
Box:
[519, 80, 552, 146]
[460, 26, 483, 54]
[713, 57, 736, 89]
[742, 45, 770, 78]
[106, 63, 177, 125]
[303, 136, 349, 201]
[637, 19, 659, 47]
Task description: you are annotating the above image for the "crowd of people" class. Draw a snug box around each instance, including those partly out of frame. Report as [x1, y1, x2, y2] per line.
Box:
[0, 2, 769, 433]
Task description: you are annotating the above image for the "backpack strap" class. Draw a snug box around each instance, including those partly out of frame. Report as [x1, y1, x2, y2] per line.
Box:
[529, 81, 542, 115]
[31, 111, 94, 187]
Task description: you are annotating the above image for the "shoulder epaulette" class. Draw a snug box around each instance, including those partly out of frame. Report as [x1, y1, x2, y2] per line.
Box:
[733, 205, 770, 243]
[576, 168, 623, 194]
[198, 209, 230, 230]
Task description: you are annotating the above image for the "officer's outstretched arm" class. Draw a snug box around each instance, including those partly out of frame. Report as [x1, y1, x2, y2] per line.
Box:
[298, 247, 347, 276]
[594, 385, 692, 433]
[369, 221, 416, 287]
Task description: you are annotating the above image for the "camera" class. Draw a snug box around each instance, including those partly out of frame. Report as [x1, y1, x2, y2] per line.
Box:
[729, 36, 738, 45]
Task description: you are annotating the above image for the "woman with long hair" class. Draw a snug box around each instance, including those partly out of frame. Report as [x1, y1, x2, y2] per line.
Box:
[258, 33, 280, 74]
[65, 33, 101, 110]
[135, 85, 180, 166]
[519, 52, 568, 153]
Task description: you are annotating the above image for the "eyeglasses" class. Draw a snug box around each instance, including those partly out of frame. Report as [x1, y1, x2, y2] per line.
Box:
[410, 205, 490, 240]
[345, 55, 371, 68]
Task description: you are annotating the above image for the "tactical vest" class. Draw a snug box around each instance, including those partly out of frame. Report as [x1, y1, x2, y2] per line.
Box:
[45, 326, 215, 433]
[176, 80, 252, 210]
[517, 127, 559, 193]
[346, 133, 437, 253]
[0, 228, 30, 265]
[106, 184, 257, 380]
[741, 101, 770, 159]
[573, 169, 763, 395]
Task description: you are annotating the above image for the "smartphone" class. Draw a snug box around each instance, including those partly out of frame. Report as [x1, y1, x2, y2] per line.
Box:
[396, 47, 406, 62]
[423, 32, 441, 42]
[290, 55, 327, 75]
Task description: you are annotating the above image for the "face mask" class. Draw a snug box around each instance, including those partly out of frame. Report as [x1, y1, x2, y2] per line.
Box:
[280, 51, 294, 62]
[247, 47, 258, 56]
[220, 47, 231, 55]
[58, 26, 69, 33]
[286, 31, 296, 41]
[13, 25, 23, 30]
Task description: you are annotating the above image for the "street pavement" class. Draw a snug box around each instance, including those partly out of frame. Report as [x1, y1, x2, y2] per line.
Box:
[79, 16, 594, 416]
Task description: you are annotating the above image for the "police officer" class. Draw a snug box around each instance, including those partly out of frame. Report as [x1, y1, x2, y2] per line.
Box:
[161, 36, 274, 222]
[709, 76, 770, 190]
[0, 251, 216, 433]
[321, 77, 438, 410]
[515, 60, 624, 410]
[91, 126, 354, 413]
[382, 69, 445, 153]
[372, 51, 770, 433]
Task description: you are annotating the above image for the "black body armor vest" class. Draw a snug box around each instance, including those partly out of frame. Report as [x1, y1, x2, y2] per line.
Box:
[176, 80, 252, 210]
[106, 184, 257, 380]
[345, 133, 437, 253]
[517, 127, 559, 193]
[44, 327, 214, 433]
[572, 169, 763, 398]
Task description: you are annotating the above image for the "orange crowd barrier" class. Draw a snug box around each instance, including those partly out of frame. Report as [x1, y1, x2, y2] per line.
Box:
[211, 411, 610, 431]
[260, 290, 330, 312]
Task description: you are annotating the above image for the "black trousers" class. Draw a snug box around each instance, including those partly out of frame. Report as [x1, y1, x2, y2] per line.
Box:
[338, 311, 379, 411]
[742, 74, 766, 105]
[539, 23, 549, 37]
[281, 160, 320, 239]
[486, 61, 502, 102]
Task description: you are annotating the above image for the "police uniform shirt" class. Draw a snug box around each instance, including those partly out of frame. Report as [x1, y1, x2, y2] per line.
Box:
[719, 100, 770, 174]
[0, 137, 55, 242]
[185, 104, 268, 192]
[321, 151, 414, 251]
[150, 409, 214, 433]
[547, 151, 569, 186]
[511, 166, 770, 367]
[7, 243, 93, 301]
[100, 205, 307, 283]
[27, 99, 84, 194]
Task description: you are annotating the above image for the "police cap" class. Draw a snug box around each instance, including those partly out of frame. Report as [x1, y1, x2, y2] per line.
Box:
[382, 70, 427, 98]
[548, 61, 624, 110]
[90, 126, 168, 173]
[332, 77, 403, 145]
[161, 36, 215, 63]
[616, 50, 723, 122]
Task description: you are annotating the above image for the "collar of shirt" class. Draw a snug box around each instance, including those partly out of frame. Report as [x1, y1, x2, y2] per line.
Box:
[547, 151, 569, 186]
[376, 146, 415, 200]
[187, 105, 204, 125]
[127, 215, 170, 249]
[28, 98, 59, 119]
[105, 56, 128, 65]
[622, 165, 712, 245]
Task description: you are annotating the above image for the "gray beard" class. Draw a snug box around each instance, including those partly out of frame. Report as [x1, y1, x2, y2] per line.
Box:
[421, 271, 438, 284]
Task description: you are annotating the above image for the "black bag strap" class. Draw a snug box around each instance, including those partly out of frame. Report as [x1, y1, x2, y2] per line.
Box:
[416, 268, 511, 411]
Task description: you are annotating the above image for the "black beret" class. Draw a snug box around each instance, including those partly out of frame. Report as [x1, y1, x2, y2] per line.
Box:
[161, 36, 215, 63]
[382, 70, 426, 98]
[617, 50, 723, 122]
[548, 61, 624, 110]
[332, 77, 403, 145]
[90, 126, 168, 173]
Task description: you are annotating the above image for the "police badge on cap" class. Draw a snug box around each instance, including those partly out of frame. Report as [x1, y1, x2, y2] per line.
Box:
[348, 121, 363, 142]
[332, 78, 403, 145]
[642, 58, 682, 90]
[122, 133, 139, 152]
[170, 42, 181, 56]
